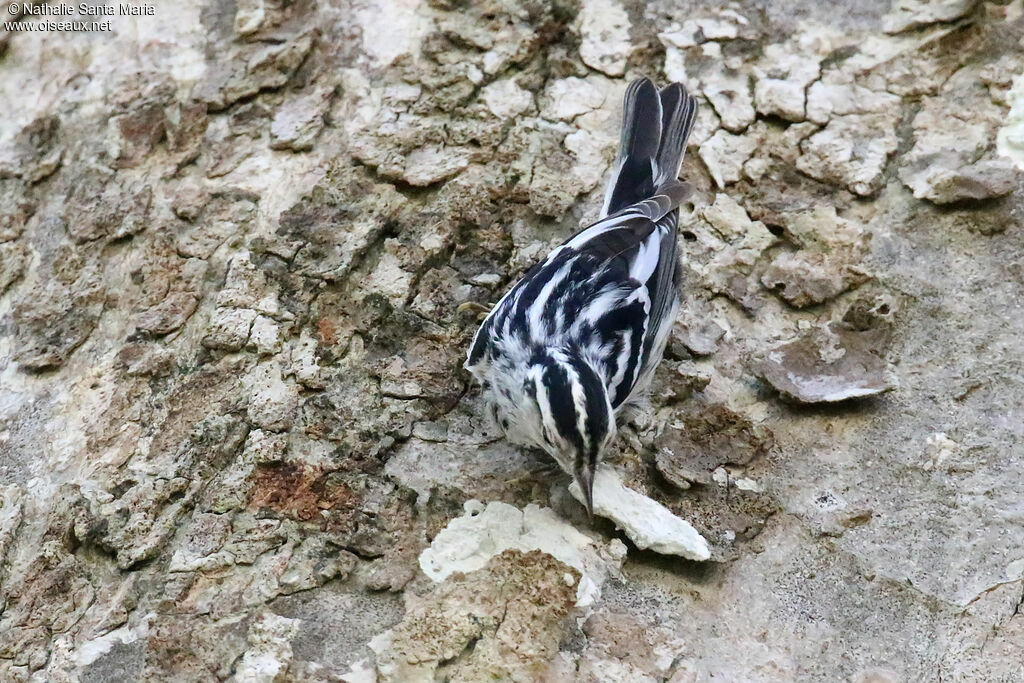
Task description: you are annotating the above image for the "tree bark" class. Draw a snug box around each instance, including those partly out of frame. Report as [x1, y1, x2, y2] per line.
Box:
[1, 0, 1023, 680]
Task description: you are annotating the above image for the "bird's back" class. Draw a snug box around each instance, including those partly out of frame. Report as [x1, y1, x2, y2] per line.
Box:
[467, 79, 698, 411]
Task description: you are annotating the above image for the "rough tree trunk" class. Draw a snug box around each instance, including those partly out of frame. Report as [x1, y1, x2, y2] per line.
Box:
[1, 0, 1023, 680]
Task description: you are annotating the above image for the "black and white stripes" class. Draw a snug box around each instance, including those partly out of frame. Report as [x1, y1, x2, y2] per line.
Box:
[466, 78, 698, 515]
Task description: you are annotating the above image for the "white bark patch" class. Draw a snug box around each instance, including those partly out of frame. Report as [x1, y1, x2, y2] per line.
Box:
[882, 0, 978, 34]
[419, 500, 627, 607]
[577, 0, 632, 77]
[356, 0, 428, 67]
[569, 466, 711, 561]
[74, 614, 153, 668]
[481, 79, 533, 119]
[234, 612, 302, 683]
[997, 69, 1024, 169]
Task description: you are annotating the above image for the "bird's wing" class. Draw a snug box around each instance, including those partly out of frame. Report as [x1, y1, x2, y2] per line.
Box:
[468, 78, 697, 409]
[466, 184, 687, 406]
[561, 196, 686, 407]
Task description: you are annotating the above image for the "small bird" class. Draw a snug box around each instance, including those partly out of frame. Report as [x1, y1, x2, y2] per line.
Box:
[465, 78, 698, 516]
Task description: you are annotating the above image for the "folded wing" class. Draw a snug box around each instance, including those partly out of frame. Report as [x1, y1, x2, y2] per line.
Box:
[467, 79, 698, 409]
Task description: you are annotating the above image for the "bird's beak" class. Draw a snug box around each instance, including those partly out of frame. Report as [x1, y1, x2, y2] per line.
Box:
[575, 465, 595, 520]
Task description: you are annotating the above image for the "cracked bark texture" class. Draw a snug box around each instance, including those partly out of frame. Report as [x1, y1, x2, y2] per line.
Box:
[1, 0, 1023, 680]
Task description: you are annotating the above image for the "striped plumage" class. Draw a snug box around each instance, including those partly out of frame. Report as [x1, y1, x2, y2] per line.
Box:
[465, 78, 698, 516]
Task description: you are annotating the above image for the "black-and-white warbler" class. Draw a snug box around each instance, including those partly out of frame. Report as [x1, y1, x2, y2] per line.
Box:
[466, 78, 698, 516]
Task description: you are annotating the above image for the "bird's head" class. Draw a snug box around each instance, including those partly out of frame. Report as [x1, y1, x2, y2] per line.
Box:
[521, 348, 615, 518]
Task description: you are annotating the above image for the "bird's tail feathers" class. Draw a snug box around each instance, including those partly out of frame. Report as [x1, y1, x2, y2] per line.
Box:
[654, 83, 698, 188]
[627, 178, 693, 223]
[601, 79, 698, 217]
[618, 78, 663, 167]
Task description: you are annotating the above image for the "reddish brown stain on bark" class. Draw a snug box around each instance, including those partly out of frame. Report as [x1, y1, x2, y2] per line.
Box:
[248, 462, 358, 523]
